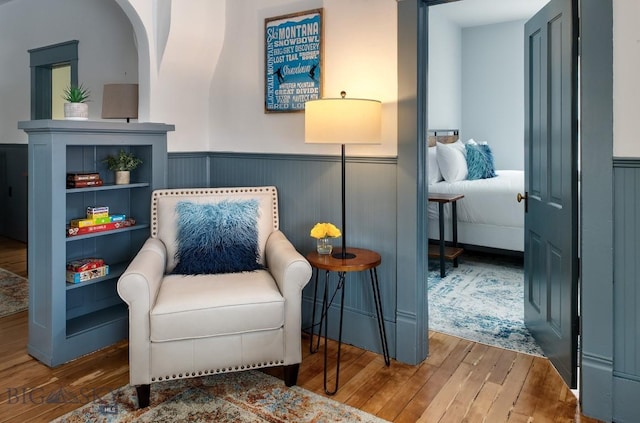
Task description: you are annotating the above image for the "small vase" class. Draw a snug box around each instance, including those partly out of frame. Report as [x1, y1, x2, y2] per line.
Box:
[64, 102, 89, 120]
[316, 237, 333, 255]
[115, 170, 130, 185]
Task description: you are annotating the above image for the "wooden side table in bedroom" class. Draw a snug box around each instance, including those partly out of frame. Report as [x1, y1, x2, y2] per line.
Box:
[428, 193, 464, 277]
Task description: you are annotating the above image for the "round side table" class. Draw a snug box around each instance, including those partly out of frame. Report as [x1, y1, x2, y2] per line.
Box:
[306, 248, 390, 395]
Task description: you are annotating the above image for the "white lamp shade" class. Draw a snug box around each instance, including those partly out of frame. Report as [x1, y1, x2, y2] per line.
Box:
[102, 83, 139, 119]
[305, 97, 381, 144]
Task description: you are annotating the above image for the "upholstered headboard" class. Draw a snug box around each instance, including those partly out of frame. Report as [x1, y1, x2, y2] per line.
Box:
[428, 129, 459, 147]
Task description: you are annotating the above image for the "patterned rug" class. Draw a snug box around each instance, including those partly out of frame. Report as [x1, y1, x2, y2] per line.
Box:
[0, 267, 28, 318]
[428, 252, 544, 356]
[52, 370, 389, 422]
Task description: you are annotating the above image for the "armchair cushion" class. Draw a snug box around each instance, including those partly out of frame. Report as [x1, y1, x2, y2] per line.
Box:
[150, 270, 285, 342]
[172, 199, 263, 275]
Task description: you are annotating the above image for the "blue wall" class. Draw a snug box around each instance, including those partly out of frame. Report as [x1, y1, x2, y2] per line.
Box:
[612, 159, 640, 422]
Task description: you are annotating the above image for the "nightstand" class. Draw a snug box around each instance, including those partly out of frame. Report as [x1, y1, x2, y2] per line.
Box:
[428, 193, 464, 277]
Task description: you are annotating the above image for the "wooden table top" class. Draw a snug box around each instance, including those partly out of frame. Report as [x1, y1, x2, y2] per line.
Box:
[427, 193, 464, 203]
[306, 248, 381, 272]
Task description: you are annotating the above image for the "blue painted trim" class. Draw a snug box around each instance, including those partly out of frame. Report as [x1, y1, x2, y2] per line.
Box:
[182, 151, 398, 165]
[613, 376, 640, 423]
[613, 157, 640, 168]
[394, 0, 429, 366]
[580, 0, 614, 420]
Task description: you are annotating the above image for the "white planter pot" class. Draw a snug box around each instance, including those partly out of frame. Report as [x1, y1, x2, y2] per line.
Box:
[115, 171, 130, 185]
[64, 103, 89, 120]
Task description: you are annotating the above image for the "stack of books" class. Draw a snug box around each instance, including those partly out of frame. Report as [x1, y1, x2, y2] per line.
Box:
[66, 205, 135, 237]
[67, 172, 103, 188]
[66, 258, 109, 284]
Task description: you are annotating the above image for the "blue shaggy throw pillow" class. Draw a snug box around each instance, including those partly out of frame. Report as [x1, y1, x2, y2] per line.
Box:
[466, 142, 497, 180]
[171, 200, 263, 275]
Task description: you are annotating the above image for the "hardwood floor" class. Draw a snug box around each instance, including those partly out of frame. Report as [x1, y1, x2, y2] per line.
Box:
[0, 236, 27, 278]
[0, 236, 601, 422]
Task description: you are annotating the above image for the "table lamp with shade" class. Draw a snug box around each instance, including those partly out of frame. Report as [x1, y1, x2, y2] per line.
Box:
[101, 83, 138, 123]
[304, 91, 382, 260]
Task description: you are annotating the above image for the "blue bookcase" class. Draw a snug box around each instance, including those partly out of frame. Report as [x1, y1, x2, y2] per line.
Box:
[19, 120, 174, 367]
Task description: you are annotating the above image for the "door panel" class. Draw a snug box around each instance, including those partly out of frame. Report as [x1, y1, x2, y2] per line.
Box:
[524, 0, 578, 388]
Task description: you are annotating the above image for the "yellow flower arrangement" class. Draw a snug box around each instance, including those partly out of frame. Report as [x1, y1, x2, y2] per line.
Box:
[310, 222, 342, 239]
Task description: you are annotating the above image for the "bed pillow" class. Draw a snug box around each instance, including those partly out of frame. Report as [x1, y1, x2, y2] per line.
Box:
[428, 146, 443, 184]
[465, 140, 497, 180]
[171, 199, 264, 275]
[436, 140, 467, 182]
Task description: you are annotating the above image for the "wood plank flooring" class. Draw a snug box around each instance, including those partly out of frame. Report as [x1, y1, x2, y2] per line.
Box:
[0, 236, 27, 277]
[0, 236, 601, 422]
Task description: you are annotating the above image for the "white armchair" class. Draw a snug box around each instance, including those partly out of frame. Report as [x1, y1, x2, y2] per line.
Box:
[117, 186, 312, 408]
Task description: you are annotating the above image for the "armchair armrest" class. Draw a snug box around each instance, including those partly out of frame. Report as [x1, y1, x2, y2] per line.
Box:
[266, 230, 312, 292]
[117, 237, 167, 385]
[265, 230, 312, 364]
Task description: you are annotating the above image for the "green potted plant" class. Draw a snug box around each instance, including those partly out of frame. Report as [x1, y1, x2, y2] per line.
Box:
[102, 149, 142, 185]
[62, 84, 91, 120]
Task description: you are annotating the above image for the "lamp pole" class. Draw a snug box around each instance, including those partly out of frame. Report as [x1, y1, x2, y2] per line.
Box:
[335, 143, 355, 260]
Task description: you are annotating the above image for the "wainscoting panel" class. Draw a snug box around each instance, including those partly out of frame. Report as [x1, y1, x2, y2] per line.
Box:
[168, 152, 399, 357]
[613, 159, 640, 422]
[166, 153, 210, 188]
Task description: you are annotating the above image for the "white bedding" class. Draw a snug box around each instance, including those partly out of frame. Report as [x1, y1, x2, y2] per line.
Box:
[428, 170, 524, 251]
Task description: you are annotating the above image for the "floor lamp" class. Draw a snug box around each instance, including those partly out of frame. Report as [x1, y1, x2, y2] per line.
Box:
[304, 91, 382, 260]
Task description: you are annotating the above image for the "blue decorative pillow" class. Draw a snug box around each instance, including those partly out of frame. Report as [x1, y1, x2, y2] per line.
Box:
[466, 142, 497, 180]
[171, 200, 264, 275]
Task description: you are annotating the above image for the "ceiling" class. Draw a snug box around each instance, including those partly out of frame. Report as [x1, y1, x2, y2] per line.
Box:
[433, 0, 551, 28]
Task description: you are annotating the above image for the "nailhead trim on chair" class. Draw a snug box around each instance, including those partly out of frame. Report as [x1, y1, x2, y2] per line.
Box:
[150, 186, 279, 237]
[150, 360, 285, 382]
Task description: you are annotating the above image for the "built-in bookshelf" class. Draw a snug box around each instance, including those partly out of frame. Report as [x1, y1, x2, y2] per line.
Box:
[19, 120, 173, 367]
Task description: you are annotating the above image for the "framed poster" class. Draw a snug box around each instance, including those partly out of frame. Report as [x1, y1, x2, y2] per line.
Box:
[265, 9, 323, 113]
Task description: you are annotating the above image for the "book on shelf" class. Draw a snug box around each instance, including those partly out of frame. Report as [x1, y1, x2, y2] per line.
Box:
[69, 217, 111, 228]
[109, 214, 126, 222]
[69, 214, 127, 228]
[66, 172, 101, 181]
[66, 264, 110, 284]
[67, 179, 104, 188]
[66, 218, 136, 237]
[66, 258, 105, 272]
[87, 206, 109, 217]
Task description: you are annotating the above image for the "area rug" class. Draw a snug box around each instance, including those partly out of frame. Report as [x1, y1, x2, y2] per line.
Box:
[51, 370, 389, 422]
[428, 253, 544, 356]
[0, 267, 28, 318]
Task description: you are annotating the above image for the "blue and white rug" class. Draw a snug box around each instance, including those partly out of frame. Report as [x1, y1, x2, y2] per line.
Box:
[428, 253, 544, 356]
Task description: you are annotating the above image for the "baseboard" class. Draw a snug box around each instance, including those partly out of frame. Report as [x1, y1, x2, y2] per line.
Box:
[613, 372, 640, 423]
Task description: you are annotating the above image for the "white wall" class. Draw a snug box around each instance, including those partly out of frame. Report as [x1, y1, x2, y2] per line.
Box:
[208, 0, 397, 156]
[461, 20, 525, 170]
[613, 0, 640, 157]
[2, 0, 634, 159]
[114, 0, 397, 154]
[428, 7, 462, 131]
[0, 0, 138, 144]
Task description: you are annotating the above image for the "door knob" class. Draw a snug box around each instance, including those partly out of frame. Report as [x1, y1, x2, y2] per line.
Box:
[517, 192, 528, 213]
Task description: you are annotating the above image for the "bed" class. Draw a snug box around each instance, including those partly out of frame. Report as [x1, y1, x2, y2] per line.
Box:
[427, 130, 524, 252]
